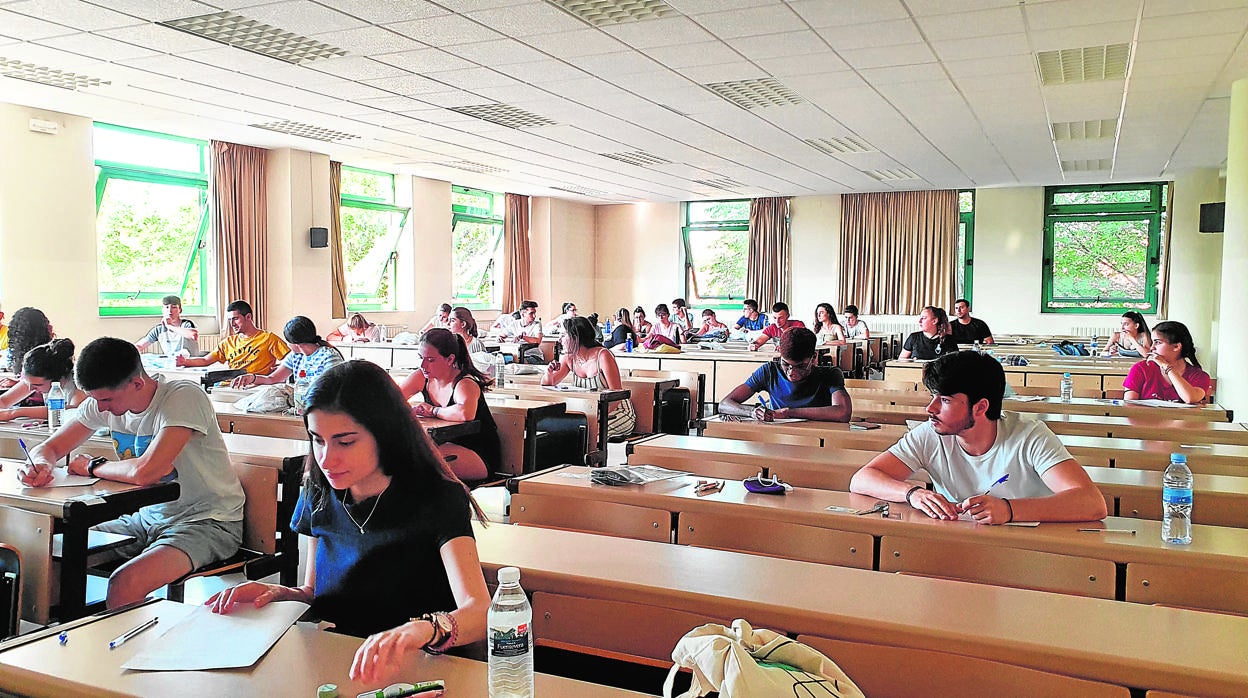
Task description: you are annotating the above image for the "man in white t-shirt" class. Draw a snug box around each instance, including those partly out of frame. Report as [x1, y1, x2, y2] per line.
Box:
[492, 300, 544, 363]
[21, 337, 244, 607]
[850, 351, 1106, 524]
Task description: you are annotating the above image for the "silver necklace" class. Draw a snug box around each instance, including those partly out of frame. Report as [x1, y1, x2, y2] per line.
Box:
[342, 487, 384, 534]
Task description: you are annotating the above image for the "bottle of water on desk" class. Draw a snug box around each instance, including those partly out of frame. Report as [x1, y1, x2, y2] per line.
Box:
[1162, 453, 1193, 544]
[493, 352, 506, 389]
[625, 336, 634, 353]
[47, 381, 66, 430]
[292, 370, 311, 414]
[488, 566, 533, 698]
[1060, 373, 1073, 402]
[1090, 336, 1098, 356]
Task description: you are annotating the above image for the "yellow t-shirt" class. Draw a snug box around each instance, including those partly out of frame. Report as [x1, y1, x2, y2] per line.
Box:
[210, 331, 289, 374]
[0, 324, 8, 351]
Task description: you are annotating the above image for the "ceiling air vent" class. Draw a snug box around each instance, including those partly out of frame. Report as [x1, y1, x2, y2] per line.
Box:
[1051, 119, 1117, 140]
[250, 120, 359, 142]
[448, 160, 506, 174]
[1061, 159, 1112, 172]
[449, 103, 557, 129]
[863, 168, 918, 181]
[552, 185, 607, 196]
[705, 78, 803, 109]
[693, 177, 744, 190]
[547, 0, 674, 26]
[0, 57, 109, 90]
[160, 12, 346, 64]
[805, 136, 874, 155]
[1036, 44, 1129, 85]
[600, 150, 673, 167]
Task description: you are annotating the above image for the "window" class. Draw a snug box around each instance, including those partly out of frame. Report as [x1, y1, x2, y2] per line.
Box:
[958, 190, 975, 302]
[451, 186, 505, 309]
[340, 167, 410, 311]
[93, 123, 213, 317]
[682, 200, 749, 307]
[1042, 183, 1165, 314]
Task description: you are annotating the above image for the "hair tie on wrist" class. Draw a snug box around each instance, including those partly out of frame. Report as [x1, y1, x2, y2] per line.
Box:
[1002, 498, 1014, 523]
[905, 485, 923, 506]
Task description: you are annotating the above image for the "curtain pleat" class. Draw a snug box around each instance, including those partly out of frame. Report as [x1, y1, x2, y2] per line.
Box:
[329, 161, 348, 319]
[502, 193, 531, 311]
[211, 141, 268, 328]
[1155, 183, 1175, 319]
[838, 190, 959, 315]
[745, 197, 791, 308]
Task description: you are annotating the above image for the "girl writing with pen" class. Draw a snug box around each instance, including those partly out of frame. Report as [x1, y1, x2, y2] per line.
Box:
[0, 339, 86, 422]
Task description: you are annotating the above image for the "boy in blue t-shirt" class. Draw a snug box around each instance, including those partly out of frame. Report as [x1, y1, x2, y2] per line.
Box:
[732, 299, 770, 332]
[718, 327, 852, 422]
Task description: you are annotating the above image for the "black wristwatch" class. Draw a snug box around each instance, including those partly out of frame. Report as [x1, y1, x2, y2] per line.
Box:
[87, 456, 108, 477]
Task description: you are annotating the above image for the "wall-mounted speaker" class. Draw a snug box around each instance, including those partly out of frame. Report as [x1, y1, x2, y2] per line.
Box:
[310, 227, 329, 248]
[1199, 202, 1225, 233]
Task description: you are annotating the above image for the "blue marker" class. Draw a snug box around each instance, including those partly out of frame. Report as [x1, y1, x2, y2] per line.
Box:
[983, 474, 1009, 496]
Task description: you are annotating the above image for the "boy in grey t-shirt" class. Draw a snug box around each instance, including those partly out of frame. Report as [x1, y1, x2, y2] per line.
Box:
[21, 338, 243, 608]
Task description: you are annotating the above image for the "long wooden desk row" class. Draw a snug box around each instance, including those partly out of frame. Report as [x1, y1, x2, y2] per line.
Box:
[849, 388, 1232, 422]
[512, 467, 1248, 617]
[332, 337, 556, 367]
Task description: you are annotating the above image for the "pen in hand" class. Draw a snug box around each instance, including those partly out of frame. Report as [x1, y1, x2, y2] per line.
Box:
[982, 474, 1009, 496]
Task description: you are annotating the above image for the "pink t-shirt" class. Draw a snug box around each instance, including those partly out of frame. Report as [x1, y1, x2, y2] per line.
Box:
[761, 319, 807, 340]
[1122, 361, 1211, 402]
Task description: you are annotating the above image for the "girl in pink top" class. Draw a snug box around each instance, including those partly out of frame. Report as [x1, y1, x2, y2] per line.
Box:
[1122, 321, 1211, 404]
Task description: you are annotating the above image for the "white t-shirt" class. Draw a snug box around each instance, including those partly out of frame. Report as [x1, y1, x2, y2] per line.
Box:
[888, 412, 1071, 503]
[77, 376, 244, 526]
[845, 321, 869, 340]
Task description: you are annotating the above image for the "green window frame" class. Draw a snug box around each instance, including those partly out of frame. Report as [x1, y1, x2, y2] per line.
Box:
[1041, 182, 1165, 314]
[93, 123, 213, 317]
[451, 185, 505, 310]
[682, 199, 750, 309]
[958, 190, 975, 303]
[340, 166, 410, 312]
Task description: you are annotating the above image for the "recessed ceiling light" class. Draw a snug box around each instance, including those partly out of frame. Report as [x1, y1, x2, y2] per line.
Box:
[705, 78, 803, 110]
[1061, 159, 1112, 172]
[552, 184, 607, 196]
[160, 12, 346, 65]
[862, 168, 918, 181]
[447, 160, 506, 174]
[805, 136, 874, 155]
[693, 177, 744, 190]
[250, 120, 359, 142]
[547, 0, 675, 27]
[449, 103, 557, 129]
[0, 57, 109, 90]
[1036, 44, 1129, 85]
[600, 150, 673, 167]
[1051, 119, 1118, 140]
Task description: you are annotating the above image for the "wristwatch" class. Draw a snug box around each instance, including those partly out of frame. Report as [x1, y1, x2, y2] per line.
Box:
[87, 456, 108, 477]
[417, 612, 456, 654]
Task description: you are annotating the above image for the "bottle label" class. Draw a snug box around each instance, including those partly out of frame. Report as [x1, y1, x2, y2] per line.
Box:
[490, 623, 531, 658]
[47, 399, 65, 410]
[1163, 487, 1193, 505]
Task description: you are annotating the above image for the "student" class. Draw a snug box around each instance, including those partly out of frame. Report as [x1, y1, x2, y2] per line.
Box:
[1105, 311, 1152, 358]
[687, 308, 728, 341]
[545, 301, 578, 334]
[899, 306, 959, 360]
[949, 298, 994, 345]
[398, 330, 501, 483]
[0, 339, 86, 421]
[491, 300, 543, 364]
[720, 328, 851, 422]
[20, 338, 245, 607]
[649, 303, 682, 345]
[208, 360, 489, 685]
[0, 303, 7, 351]
[419, 303, 453, 333]
[850, 351, 1107, 524]
[135, 295, 200, 356]
[6, 307, 53, 374]
[670, 298, 695, 330]
[733, 299, 770, 333]
[1123, 320, 1210, 404]
[543, 317, 636, 439]
[449, 307, 486, 353]
[843, 305, 870, 340]
[232, 316, 344, 388]
[327, 313, 383, 343]
[177, 300, 289, 374]
[604, 307, 637, 349]
[750, 302, 806, 350]
[632, 306, 653, 338]
[812, 303, 846, 343]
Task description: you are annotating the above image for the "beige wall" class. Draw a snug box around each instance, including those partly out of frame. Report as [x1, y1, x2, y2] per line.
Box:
[790, 194, 842, 320]
[593, 202, 682, 319]
[1168, 168, 1224, 372]
[264, 148, 332, 334]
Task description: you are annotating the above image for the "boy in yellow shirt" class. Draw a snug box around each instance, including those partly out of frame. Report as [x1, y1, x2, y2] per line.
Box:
[177, 300, 288, 374]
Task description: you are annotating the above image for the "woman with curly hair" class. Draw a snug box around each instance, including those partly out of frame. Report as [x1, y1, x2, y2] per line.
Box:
[7, 307, 53, 374]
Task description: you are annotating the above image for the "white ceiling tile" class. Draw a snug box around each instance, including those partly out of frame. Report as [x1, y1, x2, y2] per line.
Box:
[329, 0, 450, 23]
[1135, 34, 1243, 61]
[304, 78, 394, 99]
[906, 0, 1022, 15]
[361, 72, 445, 94]
[602, 16, 716, 49]
[1024, 0, 1141, 30]
[1132, 53, 1228, 78]
[104, 0, 216, 22]
[422, 66, 518, 89]
[312, 26, 426, 56]
[728, 31, 830, 61]
[35, 32, 160, 61]
[645, 40, 742, 69]
[930, 33, 1029, 62]
[573, 51, 663, 77]
[372, 47, 475, 73]
[665, 0, 772, 15]
[840, 43, 937, 69]
[177, 45, 288, 73]
[412, 89, 487, 108]
[915, 6, 1025, 41]
[307, 56, 409, 80]
[387, 14, 503, 46]
[1139, 7, 1248, 40]
[355, 95, 430, 111]
[1143, 0, 1248, 17]
[520, 28, 625, 59]
[469, 81, 546, 103]
[943, 54, 1036, 79]
[466, 2, 587, 37]
[861, 63, 950, 85]
[816, 20, 923, 51]
[677, 61, 768, 84]
[755, 53, 850, 77]
[788, 0, 909, 28]
[97, 23, 223, 53]
[442, 38, 547, 64]
[693, 5, 807, 39]
[495, 58, 586, 83]
[1028, 21, 1137, 52]
[4, 0, 142, 30]
[235, 1, 366, 35]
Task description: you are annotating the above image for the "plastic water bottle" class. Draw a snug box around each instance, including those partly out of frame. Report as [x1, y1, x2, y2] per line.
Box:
[488, 566, 533, 698]
[1162, 453, 1193, 544]
[292, 370, 311, 414]
[47, 381, 66, 430]
[493, 352, 506, 388]
[625, 336, 634, 352]
[973, 340, 982, 354]
[1060, 373, 1073, 402]
[1090, 336, 1098, 356]
[605, 318, 612, 335]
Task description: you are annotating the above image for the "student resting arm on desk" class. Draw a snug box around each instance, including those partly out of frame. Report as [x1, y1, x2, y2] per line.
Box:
[849, 351, 1107, 524]
[176, 300, 289, 374]
[232, 316, 344, 388]
[544, 317, 637, 439]
[720, 328, 852, 423]
[0, 339, 86, 421]
[749, 302, 806, 351]
[208, 361, 489, 685]
[327, 312, 383, 343]
[1122, 320, 1210, 404]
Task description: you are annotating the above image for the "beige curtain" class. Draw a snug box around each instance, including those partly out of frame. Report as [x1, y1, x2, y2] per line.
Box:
[502, 193, 531, 311]
[745, 197, 791, 308]
[838, 190, 959, 315]
[211, 141, 269, 328]
[329, 161, 348, 319]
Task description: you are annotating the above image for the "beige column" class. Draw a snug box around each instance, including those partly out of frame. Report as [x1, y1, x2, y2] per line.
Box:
[1168, 169, 1223, 372]
[1215, 78, 1248, 414]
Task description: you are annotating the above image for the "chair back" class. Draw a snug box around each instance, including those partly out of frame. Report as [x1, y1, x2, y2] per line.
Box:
[0, 543, 20, 639]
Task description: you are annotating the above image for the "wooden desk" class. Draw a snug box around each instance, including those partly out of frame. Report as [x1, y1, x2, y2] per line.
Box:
[213, 402, 477, 444]
[0, 460, 179, 624]
[886, 358, 1135, 394]
[492, 383, 629, 458]
[0, 599, 650, 698]
[507, 374, 677, 435]
[473, 523, 1248, 696]
[481, 397, 566, 476]
[855, 388, 1231, 422]
[700, 414, 909, 449]
[613, 349, 828, 411]
[1087, 466, 1248, 528]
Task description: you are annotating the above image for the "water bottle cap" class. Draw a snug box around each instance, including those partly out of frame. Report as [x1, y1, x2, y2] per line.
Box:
[1063, 373, 1071, 377]
[299, 370, 307, 378]
[497, 566, 521, 584]
[1170, 453, 1187, 464]
[51, 381, 61, 389]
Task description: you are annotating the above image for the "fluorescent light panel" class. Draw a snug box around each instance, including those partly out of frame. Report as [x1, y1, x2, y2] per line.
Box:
[547, 0, 675, 27]
[600, 150, 673, 166]
[0, 57, 109, 90]
[1036, 44, 1130, 86]
[705, 78, 804, 110]
[250, 120, 359, 142]
[1051, 119, 1117, 140]
[805, 136, 875, 155]
[160, 12, 346, 65]
[449, 103, 557, 129]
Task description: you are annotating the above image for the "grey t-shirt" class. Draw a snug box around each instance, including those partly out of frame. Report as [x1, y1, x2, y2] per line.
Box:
[143, 319, 199, 356]
[77, 376, 244, 526]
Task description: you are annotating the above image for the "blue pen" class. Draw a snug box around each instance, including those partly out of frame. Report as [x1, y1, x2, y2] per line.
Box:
[17, 438, 36, 468]
[983, 474, 1009, 496]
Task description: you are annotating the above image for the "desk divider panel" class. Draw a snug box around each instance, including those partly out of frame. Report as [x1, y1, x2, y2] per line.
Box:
[677, 510, 873, 569]
[0, 506, 52, 625]
[1118, 492, 1248, 529]
[1125, 562, 1248, 616]
[511, 493, 671, 543]
[879, 535, 1117, 600]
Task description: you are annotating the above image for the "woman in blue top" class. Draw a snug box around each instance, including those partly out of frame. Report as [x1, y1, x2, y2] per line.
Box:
[208, 361, 489, 684]
[232, 316, 343, 388]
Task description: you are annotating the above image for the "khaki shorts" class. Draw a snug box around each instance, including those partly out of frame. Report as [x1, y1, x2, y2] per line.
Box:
[95, 514, 242, 570]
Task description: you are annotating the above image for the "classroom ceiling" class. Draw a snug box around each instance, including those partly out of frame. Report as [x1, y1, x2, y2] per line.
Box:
[0, 0, 1244, 203]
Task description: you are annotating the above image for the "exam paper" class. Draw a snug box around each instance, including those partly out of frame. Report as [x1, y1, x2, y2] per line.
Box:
[7, 467, 99, 489]
[1124, 399, 1202, 408]
[121, 601, 308, 671]
[956, 512, 1040, 527]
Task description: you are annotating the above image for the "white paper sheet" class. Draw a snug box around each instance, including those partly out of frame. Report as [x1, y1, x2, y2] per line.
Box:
[121, 601, 308, 671]
[26, 469, 100, 488]
[956, 512, 1040, 527]
[1124, 398, 1202, 408]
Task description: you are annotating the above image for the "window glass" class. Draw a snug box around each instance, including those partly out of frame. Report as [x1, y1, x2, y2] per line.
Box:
[452, 186, 504, 309]
[341, 166, 409, 311]
[683, 200, 750, 306]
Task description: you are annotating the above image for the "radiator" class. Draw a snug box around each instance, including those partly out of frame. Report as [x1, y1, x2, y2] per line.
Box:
[1070, 326, 1114, 339]
[198, 333, 224, 354]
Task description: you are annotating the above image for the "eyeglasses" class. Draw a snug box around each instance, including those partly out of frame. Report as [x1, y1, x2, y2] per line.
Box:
[779, 358, 815, 374]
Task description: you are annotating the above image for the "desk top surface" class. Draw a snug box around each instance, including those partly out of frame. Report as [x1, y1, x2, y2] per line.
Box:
[0, 458, 178, 517]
